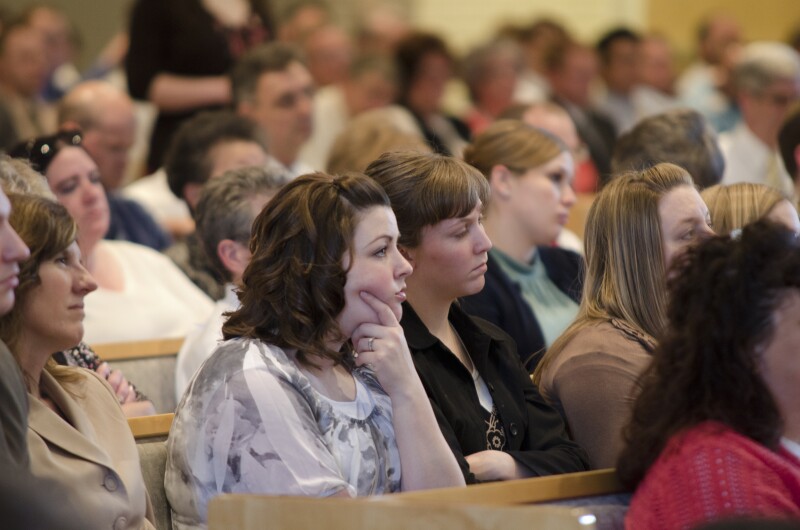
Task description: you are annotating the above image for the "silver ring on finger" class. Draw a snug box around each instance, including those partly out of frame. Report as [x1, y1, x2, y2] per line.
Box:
[367, 337, 375, 352]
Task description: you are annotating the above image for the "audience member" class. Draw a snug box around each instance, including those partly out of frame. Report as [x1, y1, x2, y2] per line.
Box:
[512, 18, 569, 103]
[355, 3, 411, 56]
[720, 42, 800, 197]
[546, 40, 615, 187]
[703, 182, 800, 235]
[462, 39, 523, 135]
[779, 104, 800, 198]
[232, 42, 316, 175]
[326, 106, 430, 174]
[594, 28, 641, 134]
[620, 221, 800, 529]
[160, 111, 275, 300]
[166, 173, 464, 529]
[0, 177, 30, 469]
[612, 108, 725, 190]
[501, 101, 598, 196]
[276, 0, 329, 44]
[302, 24, 354, 87]
[461, 120, 580, 370]
[174, 166, 285, 400]
[299, 55, 398, 170]
[0, 20, 53, 150]
[126, 0, 274, 170]
[0, 155, 155, 417]
[677, 13, 743, 132]
[58, 80, 170, 250]
[533, 163, 714, 468]
[19, 4, 80, 102]
[394, 32, 470, 156]
[632, 34, 681, 117]
[366, 151, 589, 483]
[10, 131, 213, 344]
[0, 193, 156, 529]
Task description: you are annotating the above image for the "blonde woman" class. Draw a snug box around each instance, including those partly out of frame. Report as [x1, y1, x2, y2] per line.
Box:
[534, 163, 714, 469]
[462, 120, 580, 371]
[702, 182, 800, 235]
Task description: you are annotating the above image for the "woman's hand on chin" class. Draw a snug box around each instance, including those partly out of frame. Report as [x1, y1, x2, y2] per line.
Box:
[351, 291, 419, 400]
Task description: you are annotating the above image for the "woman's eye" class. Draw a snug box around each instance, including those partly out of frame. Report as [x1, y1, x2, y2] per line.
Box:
[57, 183, 77, 195]
[374, 247, 387, 258]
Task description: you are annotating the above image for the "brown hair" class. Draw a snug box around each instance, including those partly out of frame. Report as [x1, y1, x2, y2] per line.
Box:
[364, 151, 489, 248]
[222, 172, 390, 368]
[534, 163, 694, 384]
[463, 119, 567, 180]
[0, 194, 83, 390]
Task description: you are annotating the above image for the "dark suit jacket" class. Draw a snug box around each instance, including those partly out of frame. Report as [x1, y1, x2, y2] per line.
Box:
[460, 246, 583, 372]
[0, 340, 28, 468]
[401, 302, 589, 484]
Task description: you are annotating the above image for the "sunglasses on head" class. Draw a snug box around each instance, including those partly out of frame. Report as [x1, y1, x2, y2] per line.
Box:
[8, 130, 83, 174]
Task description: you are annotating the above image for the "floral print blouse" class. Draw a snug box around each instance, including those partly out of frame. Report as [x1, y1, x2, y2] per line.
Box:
[165, 338, 401, 530]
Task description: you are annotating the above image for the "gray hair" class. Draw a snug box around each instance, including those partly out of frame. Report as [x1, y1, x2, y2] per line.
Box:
[0, 156, 55, 199]
[195, 164, 290, 281]
[611, 109, 725, 189]
[734, 41, 800, 95]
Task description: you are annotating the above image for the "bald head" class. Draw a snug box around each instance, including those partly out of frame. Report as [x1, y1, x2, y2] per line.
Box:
[521, 102, 581, 153]
[59, 81, 136, 189]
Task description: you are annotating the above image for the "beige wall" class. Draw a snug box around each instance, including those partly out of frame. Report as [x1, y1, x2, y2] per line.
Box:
[2, 0, 798, 68]
[647, 0, 800, 61]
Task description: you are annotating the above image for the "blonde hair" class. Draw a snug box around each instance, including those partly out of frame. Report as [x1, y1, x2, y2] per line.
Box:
[463, 119, 567, 180]
[326, 107, 431, 174]
[702, 183, 788, 236]
[0, 156, 55, 199]
[533, 163, 694, 384]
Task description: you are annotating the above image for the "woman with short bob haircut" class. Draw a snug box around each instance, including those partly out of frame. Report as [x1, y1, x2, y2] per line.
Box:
[702, 182, 800, 236]
[0, 194, 155, 530]
[366, 151, 589, 483]
[462, 120, 581, 370]
[534, 163, 714, 468]
[620, 221, 800, 529]
[166, 172, 464, 530]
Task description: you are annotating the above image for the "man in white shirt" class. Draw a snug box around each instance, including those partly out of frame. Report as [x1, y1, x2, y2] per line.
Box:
[175, 166, 285, 400]
[231, 43, 317, 177]
[719, 42, 800, 198]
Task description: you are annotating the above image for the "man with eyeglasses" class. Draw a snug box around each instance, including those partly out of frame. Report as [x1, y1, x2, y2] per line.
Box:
[719, 42, 800, 198]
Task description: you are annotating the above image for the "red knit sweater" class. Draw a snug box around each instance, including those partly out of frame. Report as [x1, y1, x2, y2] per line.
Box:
[626, 421, 800, 530]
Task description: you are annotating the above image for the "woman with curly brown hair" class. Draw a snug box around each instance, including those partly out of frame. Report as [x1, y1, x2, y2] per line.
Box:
[165, 172, 464, 530]
[620, 221, 800, 529]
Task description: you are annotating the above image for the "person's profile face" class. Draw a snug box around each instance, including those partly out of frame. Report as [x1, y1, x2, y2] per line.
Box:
[658, 185, 714, 274]
[336, 206, 412, 339]
[0, 190, 30, 316]
[19, 241, 97, 353]
[404, 202, 492, 303]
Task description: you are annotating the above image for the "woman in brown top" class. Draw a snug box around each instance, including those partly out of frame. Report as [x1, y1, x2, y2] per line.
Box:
[533, 163, 714, 469]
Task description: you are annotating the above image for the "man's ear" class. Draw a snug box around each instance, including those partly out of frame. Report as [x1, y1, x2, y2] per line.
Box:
[489, 164, 514, 200]
[217, 239, 249, 281]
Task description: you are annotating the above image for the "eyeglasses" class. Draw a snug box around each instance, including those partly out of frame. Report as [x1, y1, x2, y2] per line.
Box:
[8, 130, 83, 174]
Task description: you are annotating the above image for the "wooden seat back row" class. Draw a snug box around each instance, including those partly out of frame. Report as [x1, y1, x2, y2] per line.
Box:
[92, 337, 185, 414]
